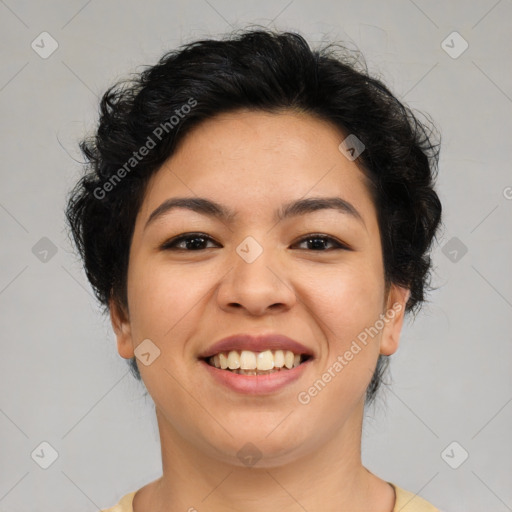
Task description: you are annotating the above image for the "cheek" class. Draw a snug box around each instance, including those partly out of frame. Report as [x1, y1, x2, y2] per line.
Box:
[294, 256, 385, 402]
[296, 268, 384, 420]
[296, 256, 385, 335]
[126, 254, 216, 341]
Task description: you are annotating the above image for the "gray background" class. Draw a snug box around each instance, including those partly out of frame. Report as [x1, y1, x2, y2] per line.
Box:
[1, 1, 511, 511]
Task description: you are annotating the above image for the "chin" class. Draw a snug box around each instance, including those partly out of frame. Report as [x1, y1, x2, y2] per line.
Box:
[200, 426, 314, 469]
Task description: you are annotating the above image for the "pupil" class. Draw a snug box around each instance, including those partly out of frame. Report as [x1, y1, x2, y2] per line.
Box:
[188, 237, 205, 250]
[309, 238, 325, 250]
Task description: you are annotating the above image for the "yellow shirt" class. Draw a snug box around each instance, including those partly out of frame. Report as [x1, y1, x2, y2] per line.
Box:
[101, 483, 440, 511]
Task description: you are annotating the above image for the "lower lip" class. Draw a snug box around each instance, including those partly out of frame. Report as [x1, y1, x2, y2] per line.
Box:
[199, 359, 313, 395]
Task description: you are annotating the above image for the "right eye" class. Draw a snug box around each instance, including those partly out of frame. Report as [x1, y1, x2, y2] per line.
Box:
[160, 233, 221, 251]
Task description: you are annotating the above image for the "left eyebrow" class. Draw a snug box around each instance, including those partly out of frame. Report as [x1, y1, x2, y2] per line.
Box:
[143, 195, 365, 231]
[277, 196, 365, 227]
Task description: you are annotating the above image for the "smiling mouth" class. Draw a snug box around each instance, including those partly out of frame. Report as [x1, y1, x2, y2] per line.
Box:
[202, 349, 311, 375]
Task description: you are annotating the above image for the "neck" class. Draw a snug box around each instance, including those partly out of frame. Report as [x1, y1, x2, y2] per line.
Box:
[134, 402, 395, 512]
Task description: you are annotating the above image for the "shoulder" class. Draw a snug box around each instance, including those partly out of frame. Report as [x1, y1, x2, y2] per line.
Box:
[99, 485, 442, 512]
[390, 483, 441, 512]
[100, 491, 136, 512]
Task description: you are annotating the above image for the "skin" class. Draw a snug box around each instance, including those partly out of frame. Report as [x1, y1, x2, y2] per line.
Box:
[110, 109, 410, 512]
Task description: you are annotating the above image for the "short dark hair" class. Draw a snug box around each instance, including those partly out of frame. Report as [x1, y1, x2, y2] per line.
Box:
[65, 28, 442, 403]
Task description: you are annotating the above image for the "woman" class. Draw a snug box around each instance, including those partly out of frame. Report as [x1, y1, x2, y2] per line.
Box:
[66, 28, 442, 511]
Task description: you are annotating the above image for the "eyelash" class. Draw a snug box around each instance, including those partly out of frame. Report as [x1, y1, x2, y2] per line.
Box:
[160, 232, 350, 252]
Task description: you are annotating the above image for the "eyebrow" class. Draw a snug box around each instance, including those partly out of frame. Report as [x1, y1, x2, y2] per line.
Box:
[144, 196, 365, 230]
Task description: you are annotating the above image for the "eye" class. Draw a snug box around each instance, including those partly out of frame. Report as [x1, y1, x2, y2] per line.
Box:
[291, 234, 350, 251]
[160, 233, 221, 251]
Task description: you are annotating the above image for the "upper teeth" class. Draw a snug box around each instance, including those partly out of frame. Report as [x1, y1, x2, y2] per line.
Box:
[209, 350, 303, 370]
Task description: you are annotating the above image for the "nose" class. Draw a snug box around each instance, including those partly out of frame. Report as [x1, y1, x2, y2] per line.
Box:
[216, 241, 297, 316]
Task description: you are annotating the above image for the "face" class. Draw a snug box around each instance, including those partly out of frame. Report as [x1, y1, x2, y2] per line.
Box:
[111, 109, 409, 467]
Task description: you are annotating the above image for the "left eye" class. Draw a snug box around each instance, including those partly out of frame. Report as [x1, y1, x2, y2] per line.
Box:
[160, 233, 220, 251]
[292, 234, 348, 251]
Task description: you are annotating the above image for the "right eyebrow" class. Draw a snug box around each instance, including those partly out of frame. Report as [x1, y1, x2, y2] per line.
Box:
[144, 197, 237, 231]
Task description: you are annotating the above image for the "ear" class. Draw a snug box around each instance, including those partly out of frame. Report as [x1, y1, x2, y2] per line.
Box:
[109, 296, 135, 359]
[379, 285, 410, 356]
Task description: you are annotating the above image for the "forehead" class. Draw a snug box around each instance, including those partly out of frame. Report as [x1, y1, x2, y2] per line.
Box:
[137, 109, 376, 224]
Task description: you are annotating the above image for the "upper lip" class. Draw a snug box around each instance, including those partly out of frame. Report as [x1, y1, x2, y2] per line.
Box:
[198, 333, 315, 359]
